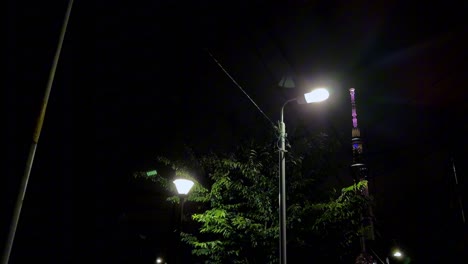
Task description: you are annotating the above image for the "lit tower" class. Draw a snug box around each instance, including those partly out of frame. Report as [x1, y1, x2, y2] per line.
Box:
[349, 88, 375, 264]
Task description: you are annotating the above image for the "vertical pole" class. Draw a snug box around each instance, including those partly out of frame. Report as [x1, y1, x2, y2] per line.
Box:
[2, 1, 74, 264]
[178, 196, 186, 264]
[279, 119, 287, 264]
[279, 100, 293, 264]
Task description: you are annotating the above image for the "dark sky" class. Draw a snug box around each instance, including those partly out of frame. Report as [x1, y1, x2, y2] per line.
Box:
[4, 0, 467, 263]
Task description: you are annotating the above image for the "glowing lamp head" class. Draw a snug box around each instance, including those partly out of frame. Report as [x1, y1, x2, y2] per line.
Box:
[300, 88, 329, 104]
[173, 179, 194, 195]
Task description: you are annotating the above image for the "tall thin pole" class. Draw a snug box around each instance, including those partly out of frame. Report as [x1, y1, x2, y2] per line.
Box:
[2, 1, 74, 263]
[178, 197, 185, 264]
[279, 118, 287, 264]
[279, 98, 295, 264]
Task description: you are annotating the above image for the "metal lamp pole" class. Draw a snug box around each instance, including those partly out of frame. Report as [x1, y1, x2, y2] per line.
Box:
[277, 88, 330, 264]
[173, 179, 194, 264]
[279, 99, 296, 264]
[177, 194, 187, 264]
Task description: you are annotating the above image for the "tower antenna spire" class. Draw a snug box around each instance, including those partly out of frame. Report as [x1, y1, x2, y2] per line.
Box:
[349, 88, 376, 264]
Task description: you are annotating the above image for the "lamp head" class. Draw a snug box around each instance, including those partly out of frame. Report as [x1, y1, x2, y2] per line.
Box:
[297, 88, 329, 104]
[393, 250, 403, 258]
[173, 179, 194, 195]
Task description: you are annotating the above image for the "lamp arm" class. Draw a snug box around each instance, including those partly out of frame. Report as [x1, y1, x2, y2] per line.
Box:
[280, 98, 297, 123]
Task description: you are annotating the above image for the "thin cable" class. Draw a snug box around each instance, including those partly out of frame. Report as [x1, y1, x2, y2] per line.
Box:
[206, 49, 276, 129]
[369, 247, 386, 264]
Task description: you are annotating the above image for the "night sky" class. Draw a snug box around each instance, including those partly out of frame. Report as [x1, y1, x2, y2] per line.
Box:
[4, 0, 467, 263]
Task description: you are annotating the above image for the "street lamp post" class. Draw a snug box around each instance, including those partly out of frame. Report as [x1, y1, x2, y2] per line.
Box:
[173, 179, 194, 264]
[174, 179, 194, 221]
[278, 88, 329, 264]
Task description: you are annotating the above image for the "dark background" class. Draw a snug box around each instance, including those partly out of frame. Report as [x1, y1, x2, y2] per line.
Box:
[3, 0, 467, 263]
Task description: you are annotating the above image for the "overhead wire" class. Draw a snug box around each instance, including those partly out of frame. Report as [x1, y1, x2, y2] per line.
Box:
[205, 49, 277, 129]
[205, 48, 284, 254]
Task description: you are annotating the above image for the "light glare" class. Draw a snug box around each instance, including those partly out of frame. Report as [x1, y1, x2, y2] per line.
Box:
[304, 88, 329, 103]
[173, 179, 194, 195]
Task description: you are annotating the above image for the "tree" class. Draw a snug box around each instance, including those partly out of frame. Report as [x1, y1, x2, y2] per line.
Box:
[310, 181, 374, 262]
[135, 133, 373, 263]
[152, 142, 281, 264]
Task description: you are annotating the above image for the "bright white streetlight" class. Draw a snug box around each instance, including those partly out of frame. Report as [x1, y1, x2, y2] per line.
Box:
[393, 250, 403, 257]
[301, 88, 330, 103]
[278, 87, 329, 264]
[386, 248, 404, 263]
[173, 179, 194, 195]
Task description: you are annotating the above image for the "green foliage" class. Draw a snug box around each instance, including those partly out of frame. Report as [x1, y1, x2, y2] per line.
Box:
[312, 181, 372, 243]
[186, 143, 280, 263]
[135, 134, 374, 263]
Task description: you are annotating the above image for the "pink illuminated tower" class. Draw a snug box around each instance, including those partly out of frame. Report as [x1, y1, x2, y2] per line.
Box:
[349, 88, 375, 264]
